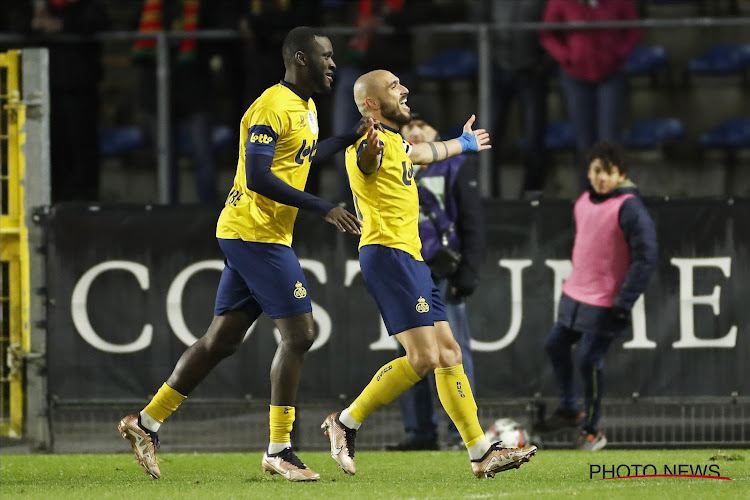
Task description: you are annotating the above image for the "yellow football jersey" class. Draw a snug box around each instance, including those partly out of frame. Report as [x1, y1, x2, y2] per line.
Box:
[216, 81, 319, 245]
[345, 125, 422, 260]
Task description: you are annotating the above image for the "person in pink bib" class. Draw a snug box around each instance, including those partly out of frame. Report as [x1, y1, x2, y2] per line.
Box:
[541, 141, 657, 450]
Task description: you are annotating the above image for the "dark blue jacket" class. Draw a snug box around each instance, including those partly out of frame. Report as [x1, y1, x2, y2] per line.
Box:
[558, 183, 658, 333]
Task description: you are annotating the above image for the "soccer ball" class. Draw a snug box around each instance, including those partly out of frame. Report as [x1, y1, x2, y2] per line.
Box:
[484, 418, 529, 448]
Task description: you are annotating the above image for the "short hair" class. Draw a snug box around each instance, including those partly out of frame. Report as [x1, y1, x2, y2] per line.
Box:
[281, 26, 327, 66]
[587, 140, 627, 175]
[402, 119, 441, 141]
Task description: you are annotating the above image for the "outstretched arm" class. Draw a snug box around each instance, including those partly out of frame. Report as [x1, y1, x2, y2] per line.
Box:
[408, 114, 491, 165]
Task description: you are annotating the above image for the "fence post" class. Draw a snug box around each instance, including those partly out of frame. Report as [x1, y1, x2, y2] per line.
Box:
[477, 24, 493, 198]
[156, 31, 171, 204]
[21, 48, 52, 450]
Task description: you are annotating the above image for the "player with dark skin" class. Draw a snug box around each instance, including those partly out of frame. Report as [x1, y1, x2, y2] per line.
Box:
[119, 28, 378, 482]
[166, 34, 361, 405]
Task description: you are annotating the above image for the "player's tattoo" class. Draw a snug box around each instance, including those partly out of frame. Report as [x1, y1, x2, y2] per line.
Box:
[441, 142, 449, 159]
[428, 142, 438, 163]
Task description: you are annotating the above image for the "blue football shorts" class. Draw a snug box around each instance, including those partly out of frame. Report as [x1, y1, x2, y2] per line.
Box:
[214, 238, 313, 319]
[359, 244, 447, 336]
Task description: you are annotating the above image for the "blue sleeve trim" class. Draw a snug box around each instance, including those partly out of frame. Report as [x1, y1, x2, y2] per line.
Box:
[245, 152, 335, 217]
[356, 139, 384, 174]
[245, 124, 278, 157]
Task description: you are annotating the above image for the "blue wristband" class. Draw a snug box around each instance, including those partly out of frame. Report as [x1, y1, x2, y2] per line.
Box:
[456, 131, 478, 152]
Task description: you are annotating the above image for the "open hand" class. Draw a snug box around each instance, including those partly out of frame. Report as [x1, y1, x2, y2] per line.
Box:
[356, 117, 384, 137]
[325, 206, 362, 235]
[461, 114, 491, 152]
[363, 122, 384, 156]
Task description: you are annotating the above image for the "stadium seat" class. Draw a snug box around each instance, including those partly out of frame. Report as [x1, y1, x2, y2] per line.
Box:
[687, 44, 750, 75]
[99, 126, 146, 157]
[626, 45, 669, 77]
[545, 121, 577, 151]
[700, 117, 750, 148]
[177, 125, 234, 156]
[415, 49, 478, 80]
[622, 118, 686, 149]
[517, 121, 576, 152]
[518, 121, 577, 152]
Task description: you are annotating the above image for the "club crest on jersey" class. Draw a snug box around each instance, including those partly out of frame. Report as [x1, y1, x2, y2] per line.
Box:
[415, 296, 430, 313]
[307, 110, 318, 134]
[293, 281, 307, 299]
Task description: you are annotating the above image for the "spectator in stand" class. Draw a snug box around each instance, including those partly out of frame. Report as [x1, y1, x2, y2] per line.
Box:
[478, 0, 551, 200]
[29, 0, 109, 202]
[133, 0, 253, 205]
[540, 0, 641, 187]
[243, 0, 322, 101]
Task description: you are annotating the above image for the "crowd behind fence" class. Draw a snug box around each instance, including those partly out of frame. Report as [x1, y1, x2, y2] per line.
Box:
[2, 14, 750, 202]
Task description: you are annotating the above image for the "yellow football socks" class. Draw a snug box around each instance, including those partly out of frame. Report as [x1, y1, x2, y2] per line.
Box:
[269, 405, 295, 444]
[435, 364, 485, 448]
[143, 383, 186, 423]
[347, 356, 421, 424]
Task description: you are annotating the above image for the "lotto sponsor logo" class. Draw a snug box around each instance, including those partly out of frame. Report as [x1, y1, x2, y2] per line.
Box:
[250, 133, 274, 144]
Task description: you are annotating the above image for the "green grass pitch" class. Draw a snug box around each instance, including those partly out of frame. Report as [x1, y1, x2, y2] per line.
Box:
[2, 449, 747, 499]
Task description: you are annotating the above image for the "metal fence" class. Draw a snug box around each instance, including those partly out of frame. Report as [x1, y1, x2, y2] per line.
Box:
[50, 397, 749, 453]
[3, 16, 750, 201]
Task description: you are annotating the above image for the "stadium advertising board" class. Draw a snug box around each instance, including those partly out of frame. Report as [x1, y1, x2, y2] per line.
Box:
[44, 200, 748, 401]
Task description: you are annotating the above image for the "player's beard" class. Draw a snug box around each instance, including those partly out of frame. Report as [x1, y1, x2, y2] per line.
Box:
[381, 99, 411, 126]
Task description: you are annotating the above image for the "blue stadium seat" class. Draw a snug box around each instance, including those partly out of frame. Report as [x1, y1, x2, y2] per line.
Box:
[99, 126, 146, 157]
[415, 49, 478, 80]
[545, 121, 577, 151]
[515, 121, 576, 152]
[623, 118, 686, 149]
[687, 44, 750, 75]
[177, 125, 234, 156]
[625, 45, 668, 77]
[700, 117, 750, 148]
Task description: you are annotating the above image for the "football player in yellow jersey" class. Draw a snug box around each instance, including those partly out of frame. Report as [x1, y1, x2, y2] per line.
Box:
[322, 70, 537, 478]
[119, 27, 369, 482]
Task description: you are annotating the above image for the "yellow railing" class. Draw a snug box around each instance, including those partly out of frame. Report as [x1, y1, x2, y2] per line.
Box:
[0, 50, 29, 438]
